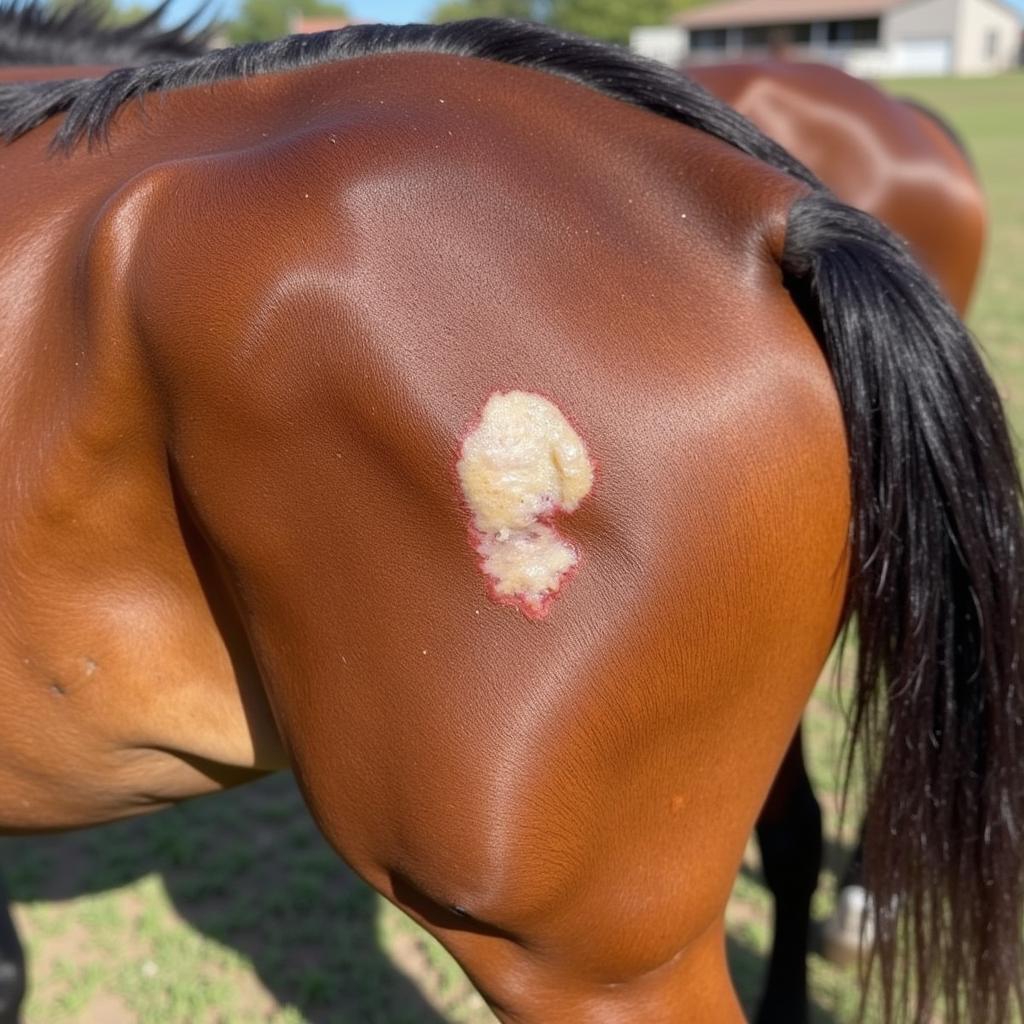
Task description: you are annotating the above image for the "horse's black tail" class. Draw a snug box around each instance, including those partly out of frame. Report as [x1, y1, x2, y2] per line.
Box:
[780, 190, 1024, 1023]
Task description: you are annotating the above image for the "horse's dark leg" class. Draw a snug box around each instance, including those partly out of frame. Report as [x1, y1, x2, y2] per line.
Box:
[823, 828, 873, 967]
[0, 873, 25, 1024]
[754, 725, 821, 1024]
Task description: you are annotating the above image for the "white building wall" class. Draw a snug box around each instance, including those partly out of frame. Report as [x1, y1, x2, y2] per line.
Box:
[884, 0, 959, 44]
[876, 0, 956, 72]
[633, 0, 1021, 76]
[955, 0, 1021, 73]
[630, 25, 688, 67]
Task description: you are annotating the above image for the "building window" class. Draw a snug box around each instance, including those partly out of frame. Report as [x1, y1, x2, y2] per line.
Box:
[985, 29, 999, 58]
[741, 22, 812, 48]
[826, 18, 880, 45]
[690, 28, 728, 51]
[740, 24, 770, 47]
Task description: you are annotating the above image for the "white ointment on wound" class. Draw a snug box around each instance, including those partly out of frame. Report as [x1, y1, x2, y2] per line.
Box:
[457, 391, 594, 618]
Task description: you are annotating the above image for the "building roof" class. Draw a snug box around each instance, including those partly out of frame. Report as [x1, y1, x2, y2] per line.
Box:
[676, 0, 903, 28]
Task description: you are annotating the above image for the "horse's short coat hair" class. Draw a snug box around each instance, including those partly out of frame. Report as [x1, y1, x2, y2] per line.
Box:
[899, 94, 975, 168]
[0, 0, 211, 67]
[1, 16, 1022, 1023]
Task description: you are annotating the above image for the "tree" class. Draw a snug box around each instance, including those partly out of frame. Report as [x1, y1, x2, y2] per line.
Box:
[430, 0, 709, 46]
[229, 0, 351, 44]
[47, 0, 159, 28]
[548, 0, 682, 44]
[431, 0, 533, 23]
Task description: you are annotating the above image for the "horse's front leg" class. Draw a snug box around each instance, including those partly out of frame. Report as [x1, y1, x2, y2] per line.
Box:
[0, 872, 25, 1024]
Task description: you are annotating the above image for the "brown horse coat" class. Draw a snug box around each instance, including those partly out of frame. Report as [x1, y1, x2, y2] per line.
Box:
[2, 21, 1021, 1022]
[0, 52, 848, 1020]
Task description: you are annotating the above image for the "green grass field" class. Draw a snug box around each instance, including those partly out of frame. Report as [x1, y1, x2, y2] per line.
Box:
[1, 72, 1022, 1024]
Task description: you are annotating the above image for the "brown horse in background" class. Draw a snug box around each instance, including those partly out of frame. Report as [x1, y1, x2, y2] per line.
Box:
[691, 61, 985, 314]
[1, 16, 1022, 1024]
[689, 59, 988, 1023]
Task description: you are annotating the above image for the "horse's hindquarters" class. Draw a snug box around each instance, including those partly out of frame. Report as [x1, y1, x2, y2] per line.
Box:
[117, 55, 850, 1018]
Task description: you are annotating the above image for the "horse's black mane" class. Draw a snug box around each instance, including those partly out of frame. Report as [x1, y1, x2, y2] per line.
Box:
[0, 15, 820, 190]
[0, 0, 211, 66]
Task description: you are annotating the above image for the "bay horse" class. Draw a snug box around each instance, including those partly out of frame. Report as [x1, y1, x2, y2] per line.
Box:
[688, 59, 988, 1022]
[691, 61, 985, 315]
[1, 18, 1022, 1024]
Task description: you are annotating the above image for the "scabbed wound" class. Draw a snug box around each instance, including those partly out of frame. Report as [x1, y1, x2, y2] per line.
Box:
[457, 391, 594, 618]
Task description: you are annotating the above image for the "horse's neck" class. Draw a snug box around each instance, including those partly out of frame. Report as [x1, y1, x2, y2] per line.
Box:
[0, 78, 293, 829]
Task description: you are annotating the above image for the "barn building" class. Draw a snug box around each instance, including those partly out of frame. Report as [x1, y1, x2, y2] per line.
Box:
[631, 0, 1022, 76]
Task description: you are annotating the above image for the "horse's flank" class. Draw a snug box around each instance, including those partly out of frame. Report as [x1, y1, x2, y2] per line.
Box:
[0, 47, 850, 1018]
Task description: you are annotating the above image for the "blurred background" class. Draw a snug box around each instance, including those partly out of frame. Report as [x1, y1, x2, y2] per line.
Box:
[2, 0, 1023, 1020]
[56, 0, 1024, 61]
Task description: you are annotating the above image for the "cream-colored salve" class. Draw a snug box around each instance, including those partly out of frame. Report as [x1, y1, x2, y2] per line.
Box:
[457, 391, 594, 618]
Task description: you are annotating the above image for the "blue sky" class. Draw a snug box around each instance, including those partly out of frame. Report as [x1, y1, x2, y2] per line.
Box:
[169, 0, 434, 23]
[345, 0, 433, 19]
[167, 0, 1024, 31]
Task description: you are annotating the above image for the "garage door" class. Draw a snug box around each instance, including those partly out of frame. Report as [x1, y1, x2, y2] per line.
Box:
[890, 38, 953, 74]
